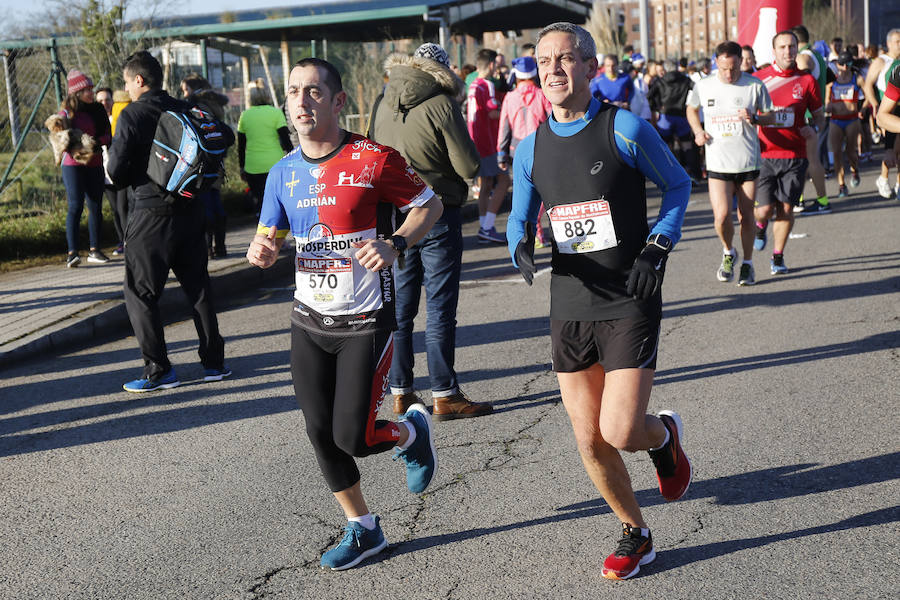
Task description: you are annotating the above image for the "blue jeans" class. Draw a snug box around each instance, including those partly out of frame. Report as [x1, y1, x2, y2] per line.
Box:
[389, 205, 462, 398]
[62, 165, 104, 253]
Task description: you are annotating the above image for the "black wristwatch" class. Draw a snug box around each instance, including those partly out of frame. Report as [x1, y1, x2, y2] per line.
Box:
[389, 235, 407, 256]
[646, 233, 672, 253]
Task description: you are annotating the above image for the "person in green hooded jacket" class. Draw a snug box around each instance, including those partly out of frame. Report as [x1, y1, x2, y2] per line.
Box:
[368, 43, 493, 422]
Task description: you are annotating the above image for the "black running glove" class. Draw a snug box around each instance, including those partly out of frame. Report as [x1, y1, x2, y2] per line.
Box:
[515, 222, 536, 285]
[626, 244, 668, 299]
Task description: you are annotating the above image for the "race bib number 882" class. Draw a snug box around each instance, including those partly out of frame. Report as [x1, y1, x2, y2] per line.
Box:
[547, 199, 618, 254]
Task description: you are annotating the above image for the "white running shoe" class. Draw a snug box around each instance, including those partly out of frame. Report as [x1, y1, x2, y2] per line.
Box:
[875, 176, 894, 199]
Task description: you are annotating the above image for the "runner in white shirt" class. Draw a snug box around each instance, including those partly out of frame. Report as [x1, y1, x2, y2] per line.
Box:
[687, 41, 775, 286]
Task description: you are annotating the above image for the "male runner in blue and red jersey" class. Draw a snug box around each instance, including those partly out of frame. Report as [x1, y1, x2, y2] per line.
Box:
[247, 58, 443, 571]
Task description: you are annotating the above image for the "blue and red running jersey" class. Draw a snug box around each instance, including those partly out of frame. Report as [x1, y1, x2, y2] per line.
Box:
[259, 132, 434, 336]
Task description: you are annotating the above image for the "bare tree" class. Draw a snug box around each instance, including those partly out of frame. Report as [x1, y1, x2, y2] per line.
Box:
[9, 0, 178, 88]
[802, 0, 858, 46]
[586, 1, 621, 57]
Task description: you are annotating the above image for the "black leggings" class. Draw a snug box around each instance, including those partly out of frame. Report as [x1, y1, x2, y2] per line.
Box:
[245, 172, 268, 214]
[290, 323, 400, 492]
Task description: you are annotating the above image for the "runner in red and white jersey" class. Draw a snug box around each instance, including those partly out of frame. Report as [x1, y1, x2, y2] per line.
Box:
[753, 30, 827, 276]
[247, 58, 443, 571]
[467, 48, 509, 243]
[755, 56, 822, 160]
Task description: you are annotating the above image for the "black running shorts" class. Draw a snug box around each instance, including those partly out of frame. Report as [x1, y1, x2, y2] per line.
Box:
[756, 158, 808, 207]
[707, 170, 760, 184]
[551, 314, 661, 373]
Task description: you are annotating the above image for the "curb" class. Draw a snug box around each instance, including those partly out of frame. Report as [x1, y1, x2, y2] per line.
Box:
[0, 254, 293, 370]
[0, 199, 485, 371]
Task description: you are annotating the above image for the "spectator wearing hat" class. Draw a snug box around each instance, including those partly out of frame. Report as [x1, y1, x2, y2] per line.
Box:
[59, 69, 112, 268]
[368, 42, 490, 420]
[629, 54, 653, 121]
[498, 55, 552, 246]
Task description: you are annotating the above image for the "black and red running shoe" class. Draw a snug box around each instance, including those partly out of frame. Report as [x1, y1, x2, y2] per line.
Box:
[602, 523, 656, 580]
[648, 410, 692, 501]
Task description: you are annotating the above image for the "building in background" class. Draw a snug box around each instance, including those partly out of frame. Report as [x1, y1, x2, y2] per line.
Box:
[596, 0, 738, 60]
[590, 0, 897, 61]
[831, 0, 900, 48]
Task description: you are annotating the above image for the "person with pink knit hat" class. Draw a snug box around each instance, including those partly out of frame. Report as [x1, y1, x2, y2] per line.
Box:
[59, 68, 112, 267]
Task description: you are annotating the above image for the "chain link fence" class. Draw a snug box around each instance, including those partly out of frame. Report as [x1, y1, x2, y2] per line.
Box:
[0, 31, 532, 223]
[0, 43, 70, 218]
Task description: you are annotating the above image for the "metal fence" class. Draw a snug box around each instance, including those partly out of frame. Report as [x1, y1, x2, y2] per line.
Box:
[0, 31, 529, 219]
[0, 43, 69, 216]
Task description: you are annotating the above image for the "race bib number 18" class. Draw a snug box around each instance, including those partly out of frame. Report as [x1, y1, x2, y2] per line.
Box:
[547, 199, 618, 254]
[296, 256, 355, 306]
[773, 107, 795, 128]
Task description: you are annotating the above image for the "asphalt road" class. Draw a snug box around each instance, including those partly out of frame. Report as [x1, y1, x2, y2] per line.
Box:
[1, 172, 898, 599]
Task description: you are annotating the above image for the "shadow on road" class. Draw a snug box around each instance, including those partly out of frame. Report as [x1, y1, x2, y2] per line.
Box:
[663, 274, 900, 319]
[654, 330, 899, 385]
[649, 505, 899, 574]
[0, 387, 298, 457]
[381, 452, 900, 567]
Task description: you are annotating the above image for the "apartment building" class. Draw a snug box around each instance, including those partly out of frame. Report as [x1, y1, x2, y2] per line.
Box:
[601, 0, 740, 60]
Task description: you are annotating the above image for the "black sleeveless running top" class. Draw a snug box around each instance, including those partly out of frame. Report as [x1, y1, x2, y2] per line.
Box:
[532, 104, 659, 321]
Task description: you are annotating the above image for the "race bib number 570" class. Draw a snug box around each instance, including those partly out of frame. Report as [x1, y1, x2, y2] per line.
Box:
[296, 256, 354, 306]
[547, 199, 617, 254]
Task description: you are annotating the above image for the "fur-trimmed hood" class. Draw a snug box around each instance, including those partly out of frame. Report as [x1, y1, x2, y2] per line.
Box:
[382, 53, 465, 112]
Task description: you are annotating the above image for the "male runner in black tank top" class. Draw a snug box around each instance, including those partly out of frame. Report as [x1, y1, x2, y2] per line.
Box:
[507, 23, 693, 581]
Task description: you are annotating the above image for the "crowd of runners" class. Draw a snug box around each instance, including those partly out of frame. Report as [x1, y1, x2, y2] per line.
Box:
[460, 26, 900, 284]
[243, 23, 900, 580]
[55, 18, 900, 582]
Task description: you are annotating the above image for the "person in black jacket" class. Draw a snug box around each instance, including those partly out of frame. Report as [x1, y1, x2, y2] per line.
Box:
[107, 50, 231, 393]
[180, 74, 231, 258]
[647, 60, 701, 180]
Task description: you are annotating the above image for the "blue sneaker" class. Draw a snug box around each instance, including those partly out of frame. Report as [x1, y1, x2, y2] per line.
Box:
[477, 226, 505, 244]
[123, 369, 180, 393]
[770, 254, 788, 275]
[753, 223, 767, 251]
[203, 367, 232, 382]
[394, 403, 438, 494]
[320, 518, 388, 571]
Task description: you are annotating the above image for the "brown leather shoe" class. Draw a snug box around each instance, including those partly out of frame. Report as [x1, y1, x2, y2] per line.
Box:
[433, 392, 493, 421]
[392, 392, 422, 415]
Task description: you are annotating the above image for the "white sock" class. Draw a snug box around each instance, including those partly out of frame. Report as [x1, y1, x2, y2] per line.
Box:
[479, 215, 485, 228]
[649, 425, 670, 451]
[348, 513, 376, 530]
[397, 420, 416, 450]
[724, 248, 736, 257]
[483, 212, 496, 230]
[743, 259, 752, 265]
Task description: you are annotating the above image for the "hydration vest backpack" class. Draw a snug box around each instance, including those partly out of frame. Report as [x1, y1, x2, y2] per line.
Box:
[147, 106, 233, 199]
